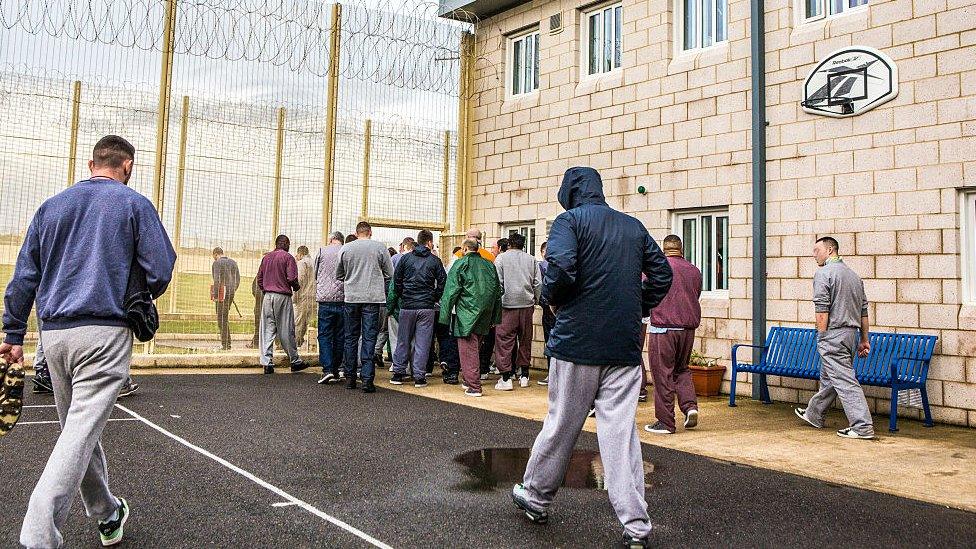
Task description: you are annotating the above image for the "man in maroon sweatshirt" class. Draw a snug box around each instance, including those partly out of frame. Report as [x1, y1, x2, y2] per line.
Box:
[644, 234, 702, 434]
[256, 235, 308, 374]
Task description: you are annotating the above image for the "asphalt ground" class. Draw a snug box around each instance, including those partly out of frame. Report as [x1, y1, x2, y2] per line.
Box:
[1, 373, 974, 548]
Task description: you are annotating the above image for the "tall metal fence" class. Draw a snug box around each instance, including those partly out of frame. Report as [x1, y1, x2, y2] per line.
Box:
[0, 0, 475, 356]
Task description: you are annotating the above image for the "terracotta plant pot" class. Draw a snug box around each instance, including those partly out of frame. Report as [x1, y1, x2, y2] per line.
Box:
[689, 364, 726, 397]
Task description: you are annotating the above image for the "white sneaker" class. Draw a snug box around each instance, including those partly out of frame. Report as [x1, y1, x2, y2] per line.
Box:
[494, 378, 514, 391]
[519, 376, 529, 388]
[837, 427, 874, 440]
[684, 409, 699, 429]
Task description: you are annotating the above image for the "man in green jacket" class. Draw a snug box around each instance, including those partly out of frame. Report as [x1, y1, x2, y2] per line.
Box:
[439, 238, 501, 397]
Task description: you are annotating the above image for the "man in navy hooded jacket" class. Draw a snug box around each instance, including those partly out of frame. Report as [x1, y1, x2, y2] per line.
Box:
[512, 167, 671, 548]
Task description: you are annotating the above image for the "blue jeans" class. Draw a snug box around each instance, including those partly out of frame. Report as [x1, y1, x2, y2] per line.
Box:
[317, 302, 344, 375]
[343, 303, 381, 383]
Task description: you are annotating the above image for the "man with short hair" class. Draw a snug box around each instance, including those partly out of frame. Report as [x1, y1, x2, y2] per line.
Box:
[492, 232, 541, 390]
[439, 238, 501, 397]
[315, 232, 345, 384]
[384, 237, 417, 370]
[512, 167, 671, 548]
[293, 245, 316, 347]
[211, 246, 241, 351]
[2, 135, 176, 548]
[643, 234, 702, 435]
[795, 236, 875, 439]
[451, 229, 497, 380]
[256, 235, 307, 374]
[491, 237, 509, 257]
[453, 228, 495, 262]
[389, 230, 446, 388]
[336, 221, 394, 393]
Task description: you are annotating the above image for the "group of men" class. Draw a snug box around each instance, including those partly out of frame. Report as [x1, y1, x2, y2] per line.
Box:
[1, 135, 880, 549]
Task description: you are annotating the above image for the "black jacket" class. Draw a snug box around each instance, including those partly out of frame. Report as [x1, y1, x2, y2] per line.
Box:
[543, 167, 672, 366]
[393, 245, 447, 310]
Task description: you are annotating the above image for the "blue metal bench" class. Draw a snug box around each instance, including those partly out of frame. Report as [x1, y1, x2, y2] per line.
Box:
[730, 327, 938, 432]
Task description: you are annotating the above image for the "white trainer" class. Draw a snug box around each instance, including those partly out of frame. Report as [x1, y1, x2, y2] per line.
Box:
[519, 376, 529, 388]
[495, 378, 514, 391]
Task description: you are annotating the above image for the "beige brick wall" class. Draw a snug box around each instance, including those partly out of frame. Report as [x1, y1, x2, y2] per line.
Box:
[464, 0, 976, 427]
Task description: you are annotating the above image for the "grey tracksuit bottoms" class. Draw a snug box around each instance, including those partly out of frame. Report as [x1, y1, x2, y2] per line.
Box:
[521, 358, 651, 539]
[21, 325, 131, 549]
[805, 328, 875, 436]
[259, 292, 301, 367]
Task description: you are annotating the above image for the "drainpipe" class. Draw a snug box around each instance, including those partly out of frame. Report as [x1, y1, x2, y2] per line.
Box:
[750, 0, 767, 401]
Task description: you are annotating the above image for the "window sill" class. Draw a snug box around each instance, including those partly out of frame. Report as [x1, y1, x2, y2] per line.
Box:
[668, 41, 730, 75]
[791, 7, 868, 43]
[700, 291, 730, 305]
[501, 91, 541, 112]
[575, 69, 624, 96]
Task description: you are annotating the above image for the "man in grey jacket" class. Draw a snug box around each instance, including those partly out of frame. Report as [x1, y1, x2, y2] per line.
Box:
[315, 232, 345, 384]
[211, 247, 241, 350]
[795, 236, 875, 439]
[492, 232, 541, 390]
[336, 221, 394, 393]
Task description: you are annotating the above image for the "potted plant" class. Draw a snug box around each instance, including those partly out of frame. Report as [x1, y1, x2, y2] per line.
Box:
[688, 351, 726, 397]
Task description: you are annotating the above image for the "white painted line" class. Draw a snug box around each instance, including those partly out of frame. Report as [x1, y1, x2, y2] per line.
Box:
[18, 418, 141, 426]
[114, 403, 393, 549]
[271, 502, 300, 508]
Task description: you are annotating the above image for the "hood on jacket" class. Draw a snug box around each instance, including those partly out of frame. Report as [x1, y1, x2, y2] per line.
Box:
[412, 245, 432, 258]
[557, 167, 608, 211]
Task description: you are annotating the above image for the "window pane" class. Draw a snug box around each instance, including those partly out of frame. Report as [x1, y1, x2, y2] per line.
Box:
[702, 215, 713, 291]
[715, 0, 726, 42]
[614, 6, 622, 68]
[716, 216, 728, 291]
[533, 34, 540, 90]
[529, 228, 536, 254]
[684, 0, 697, 50]
[848, 0, 868, 7]
[604, 8, 613, 72]
[806, 0, 822, 18]
[702, 0, 713, 47]
[830, 0, 844, 14]
[524, 35, 533, 93]
[588, 13, 601, 74]
[682, 219, 697, 264]
[513, 39, 522, 94]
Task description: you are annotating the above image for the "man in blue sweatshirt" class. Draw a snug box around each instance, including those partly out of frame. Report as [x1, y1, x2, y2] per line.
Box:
[1, 135, 176, 548]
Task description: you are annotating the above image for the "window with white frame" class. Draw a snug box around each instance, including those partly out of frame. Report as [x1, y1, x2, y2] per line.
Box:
[962, 191, 976, 304]
[679, 0, 728, 51]
[509, 30, 540, 96]
[582, 2, 622, 76]
[673, 209, 729, 293]
[802, 0, 868, 21]
[505, 223, 538, 257]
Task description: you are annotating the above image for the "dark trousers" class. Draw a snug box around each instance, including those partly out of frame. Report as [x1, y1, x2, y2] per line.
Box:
[541, 305, 555, 372]
[495, 307, 534, 377]
[393, 309, 436, 382]
[317, 302, 344, 375]
[343, 303, 381, 383]
[436, 322, 459, 379]
[479, 327, 495, 374]
[458, 333, 483, 392]
[647, 329, 698, 432]
[216, 293, 235, 350]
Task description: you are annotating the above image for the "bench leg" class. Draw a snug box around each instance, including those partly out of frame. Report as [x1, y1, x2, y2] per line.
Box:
[759, 374, 771, 404]
[888, 387, 899, 433]
[920, 386, 934, 428]
[729, 367, 737, 407]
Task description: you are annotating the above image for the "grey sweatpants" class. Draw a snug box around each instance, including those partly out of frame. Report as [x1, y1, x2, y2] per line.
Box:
[805, 328, 874, 436]
[21, 325, 131, 549]
[260, 292, 301, 367]
[522, 358, 651, 538]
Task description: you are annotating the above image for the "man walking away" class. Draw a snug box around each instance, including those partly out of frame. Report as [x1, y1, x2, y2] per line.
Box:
[211, 247, 241, 351]
[493, 232, 541, 390]
[439, 238, 501, 397]
[390, 230, 446, 388]
[314, 232, 345, 384]
[336, 221, 394, 393]
[1, 135, 176, 548]
[512, 167, 671, 548]
[537, 241, 555, 387]
[256, 235, 307, 374]
[293, 245, 316, 347]
[795, 236, 875, 439]
[643, 235, 702, 435]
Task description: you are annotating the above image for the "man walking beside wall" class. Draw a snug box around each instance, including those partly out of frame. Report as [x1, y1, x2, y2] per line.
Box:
[257, 235, 307, 374]
[795, 236, 875, 440]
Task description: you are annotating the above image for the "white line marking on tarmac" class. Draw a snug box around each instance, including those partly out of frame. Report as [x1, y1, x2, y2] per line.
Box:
[271, 502, 299, 508]
[23, 405, 57, 408]
[114, 403, 393, 549]
[18, 418, 140, 426]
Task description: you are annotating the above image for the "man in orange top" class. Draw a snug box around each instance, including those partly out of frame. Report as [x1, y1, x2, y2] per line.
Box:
[452, 228, 495, 379]
[453, 228, 495, 262]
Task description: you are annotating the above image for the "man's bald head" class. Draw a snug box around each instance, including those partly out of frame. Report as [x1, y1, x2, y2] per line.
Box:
[465, 228, 483, 241]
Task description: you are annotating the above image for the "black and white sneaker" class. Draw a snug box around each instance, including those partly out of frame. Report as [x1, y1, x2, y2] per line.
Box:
[117, 381, 139, 398]
[317, 373, 337, 385]
[390, 373, 408, 385]
[32, 373, 54, 394]
[794, 407, 823, 429]
[643, 421, 673, 434]
[587, 408, 596, 418]
[289, 361, 309, 373]
[443, 376, 459, 385]
[537, 377, 549, 386]
[511, 484, 548, 524]
[414, 379, 429, 388]
[97, 497, 129, 546]
[684, 409, 699, 429]
[837, 427, 874, 440]
[621, 533, 650, 548]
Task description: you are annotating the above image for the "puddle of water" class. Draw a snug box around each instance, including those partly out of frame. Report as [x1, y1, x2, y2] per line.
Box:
[454, 448, 654, 492]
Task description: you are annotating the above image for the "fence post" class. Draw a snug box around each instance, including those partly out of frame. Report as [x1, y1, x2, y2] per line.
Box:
[152, 0, 178, 213]
[322, 2, 342, 243]
[168, 95, 190, 314]
[66, 80, 81, 187]
[272, 107, 286, 242]
[360, 119, 371, 220]
[442, 130, 450, 227]
[455, 31, 474, 232]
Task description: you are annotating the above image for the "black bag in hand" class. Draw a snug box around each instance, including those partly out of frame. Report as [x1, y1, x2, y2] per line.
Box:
[124, 260, 159, 342]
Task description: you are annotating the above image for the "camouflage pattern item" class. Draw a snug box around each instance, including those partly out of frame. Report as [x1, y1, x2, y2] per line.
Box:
[0, 360, 25, 437]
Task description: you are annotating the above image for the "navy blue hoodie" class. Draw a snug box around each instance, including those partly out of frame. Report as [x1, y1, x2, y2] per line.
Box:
[543, 167, 672, 366]
[2, 178, 177, 345]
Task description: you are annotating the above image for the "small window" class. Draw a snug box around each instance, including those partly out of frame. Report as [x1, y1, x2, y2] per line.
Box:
[679, 0, 727, 51]
[582, 2, 622, 76]
[509, 30, 540, 96]
[963, 191, 976, 304]
[673, 209, 729, 293]
[803, 0, 868, 21]
[505, 223, 537, 257]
